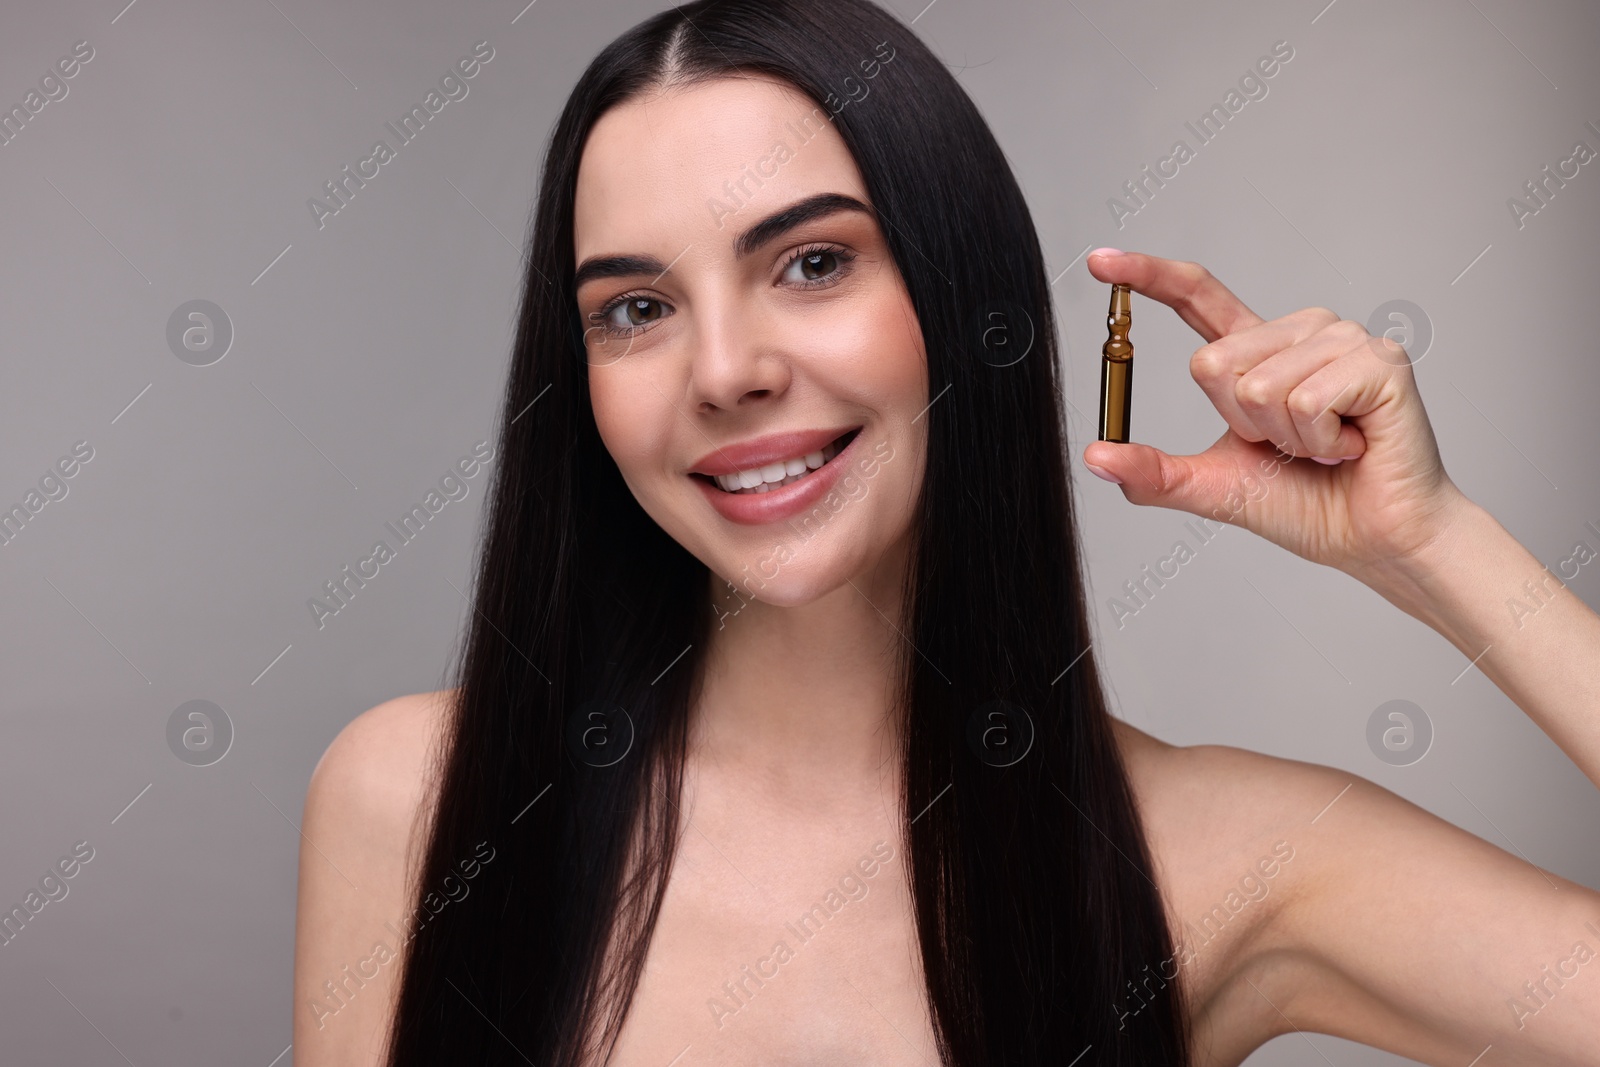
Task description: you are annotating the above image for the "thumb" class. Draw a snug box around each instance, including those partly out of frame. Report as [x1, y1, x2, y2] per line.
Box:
[1082, 439, 1231, 514]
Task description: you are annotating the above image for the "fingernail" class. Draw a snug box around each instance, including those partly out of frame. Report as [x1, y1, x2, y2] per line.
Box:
[1085, 463, 1123, 484]
[1338, 454, 1361, 461]
[1311, 456, 1342, 465]
[1090, 247, 1125, 258]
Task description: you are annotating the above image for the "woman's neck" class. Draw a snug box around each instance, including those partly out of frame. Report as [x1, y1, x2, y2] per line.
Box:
[688, 535, 911, 788]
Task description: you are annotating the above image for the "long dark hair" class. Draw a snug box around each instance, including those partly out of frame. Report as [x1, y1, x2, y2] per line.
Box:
[384, 1, 1191, 1063]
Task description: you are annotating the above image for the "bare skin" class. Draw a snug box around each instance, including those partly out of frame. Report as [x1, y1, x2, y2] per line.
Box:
[293, 689, 1600, 1065]
[293, 74, 1600, 1065]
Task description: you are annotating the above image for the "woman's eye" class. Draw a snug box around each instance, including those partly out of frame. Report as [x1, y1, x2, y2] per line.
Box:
[592, 295, 666, 336]
[614, 297, 663, 327]
[794, 250, 836, 280]
[781, 245, 855, 286]
[587, 246, 854, 340]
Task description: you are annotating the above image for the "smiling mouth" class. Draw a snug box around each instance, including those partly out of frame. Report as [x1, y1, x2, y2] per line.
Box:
[694, 427, 862, 495]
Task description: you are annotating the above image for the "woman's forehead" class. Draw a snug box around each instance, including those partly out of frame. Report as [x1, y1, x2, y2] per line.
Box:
[573, 75, 866, 262]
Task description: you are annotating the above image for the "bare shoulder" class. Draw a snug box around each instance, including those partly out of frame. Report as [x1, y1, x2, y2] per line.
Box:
[292, 689, 455, 1066]
[1110, 719, 1600, 1065]
[307, 689, 452, 836]
[1110, 718, 1352, 867]
[1108, 718, 1340, 913]
[1107, 719, 1355, 1060]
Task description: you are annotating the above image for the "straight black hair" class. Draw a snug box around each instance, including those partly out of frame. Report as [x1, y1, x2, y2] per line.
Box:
[384, 0, 1192, 1063]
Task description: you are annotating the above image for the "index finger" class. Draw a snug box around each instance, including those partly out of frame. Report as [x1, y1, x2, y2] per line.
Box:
[1086, 249, 1265, 344]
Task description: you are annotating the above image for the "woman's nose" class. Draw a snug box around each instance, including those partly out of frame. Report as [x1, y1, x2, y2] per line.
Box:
[687, 300, 792, 412]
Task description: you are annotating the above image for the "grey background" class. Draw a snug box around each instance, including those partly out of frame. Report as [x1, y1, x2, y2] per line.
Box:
[2, 0, 1597, 1063]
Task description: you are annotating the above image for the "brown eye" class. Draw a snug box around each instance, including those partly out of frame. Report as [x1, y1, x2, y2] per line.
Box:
[780, 244, 856, 287]
[798, 250, 836, 280]
[620, 298, 660, 326]
[592, 293, 669, 337]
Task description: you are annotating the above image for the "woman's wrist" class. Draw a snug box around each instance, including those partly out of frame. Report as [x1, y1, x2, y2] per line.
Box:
[1346, 488, 1523, 653]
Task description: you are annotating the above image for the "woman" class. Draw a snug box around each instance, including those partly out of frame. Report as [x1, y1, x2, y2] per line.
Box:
[292, 0, 1600, 1064]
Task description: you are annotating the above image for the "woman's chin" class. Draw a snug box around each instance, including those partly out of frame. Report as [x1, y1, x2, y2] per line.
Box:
[706, 551, 863, 612]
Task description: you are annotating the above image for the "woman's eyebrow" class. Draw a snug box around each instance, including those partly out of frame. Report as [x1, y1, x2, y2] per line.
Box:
[731, 191, 874, 258]
[573, 191, 874, 290]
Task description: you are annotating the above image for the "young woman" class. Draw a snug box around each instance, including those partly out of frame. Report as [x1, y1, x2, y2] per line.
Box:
[292, 1, 1600, 1064]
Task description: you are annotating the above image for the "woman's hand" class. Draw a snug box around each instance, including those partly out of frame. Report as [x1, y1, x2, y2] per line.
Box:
[1080, 248, 1469, 584]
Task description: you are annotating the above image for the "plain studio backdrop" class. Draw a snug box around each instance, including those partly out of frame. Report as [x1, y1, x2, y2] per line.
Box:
[1, 0, 1597, 1063]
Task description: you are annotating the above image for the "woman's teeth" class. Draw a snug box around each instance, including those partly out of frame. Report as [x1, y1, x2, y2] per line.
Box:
[714, 438, 844, 494]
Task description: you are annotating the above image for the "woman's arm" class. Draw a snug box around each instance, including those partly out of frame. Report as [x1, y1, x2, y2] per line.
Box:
[1076, 250, 1600, 1060]
[1176, 743, 1600, 1067]
[1356, 493, 1600, 791]
[1078, 249, 1599, 794]
[293, 692, 445, 1066]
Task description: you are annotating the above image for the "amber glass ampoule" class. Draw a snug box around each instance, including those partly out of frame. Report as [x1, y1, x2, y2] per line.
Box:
[1098, 283, 1133, 443]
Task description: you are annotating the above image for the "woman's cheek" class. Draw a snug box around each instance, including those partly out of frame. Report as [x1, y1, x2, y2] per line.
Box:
[856, 286, 925, 394]
[589, 376, 649, 464]
[593, 385, 682, 513]
[814, 301, 922, 401]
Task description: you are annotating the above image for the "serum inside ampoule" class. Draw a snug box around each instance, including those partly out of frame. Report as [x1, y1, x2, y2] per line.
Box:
[1098, 283, 1133, 443]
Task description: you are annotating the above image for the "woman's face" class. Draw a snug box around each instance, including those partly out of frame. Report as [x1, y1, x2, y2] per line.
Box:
[573, 74, 928, 608]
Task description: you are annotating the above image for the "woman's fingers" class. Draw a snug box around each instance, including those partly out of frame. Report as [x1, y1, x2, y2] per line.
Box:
[1087, 249, 1264, 343]
[1290, 360, 1372, 461]
[1233, 318, 1390, 460]
[1192, 307, 1341, 452]
[1079, 251, 1462, 582]
[1085, 429, 1270, 518]
[1085, 251, 1387, 466]
[1087, 251, 1323, 451]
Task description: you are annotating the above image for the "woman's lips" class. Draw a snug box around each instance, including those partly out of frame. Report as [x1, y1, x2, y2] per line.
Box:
[687, 425, 860, 477]
[710, 430, 853, 494]
[691, 428, 865, 526]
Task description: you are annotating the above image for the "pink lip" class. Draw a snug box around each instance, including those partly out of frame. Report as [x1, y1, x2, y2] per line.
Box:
[688, 425, 860, 477]
[691, 427, 866, 526]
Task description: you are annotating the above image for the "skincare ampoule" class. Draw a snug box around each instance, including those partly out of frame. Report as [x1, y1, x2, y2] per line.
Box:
[1098, 283, 1133, 443]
